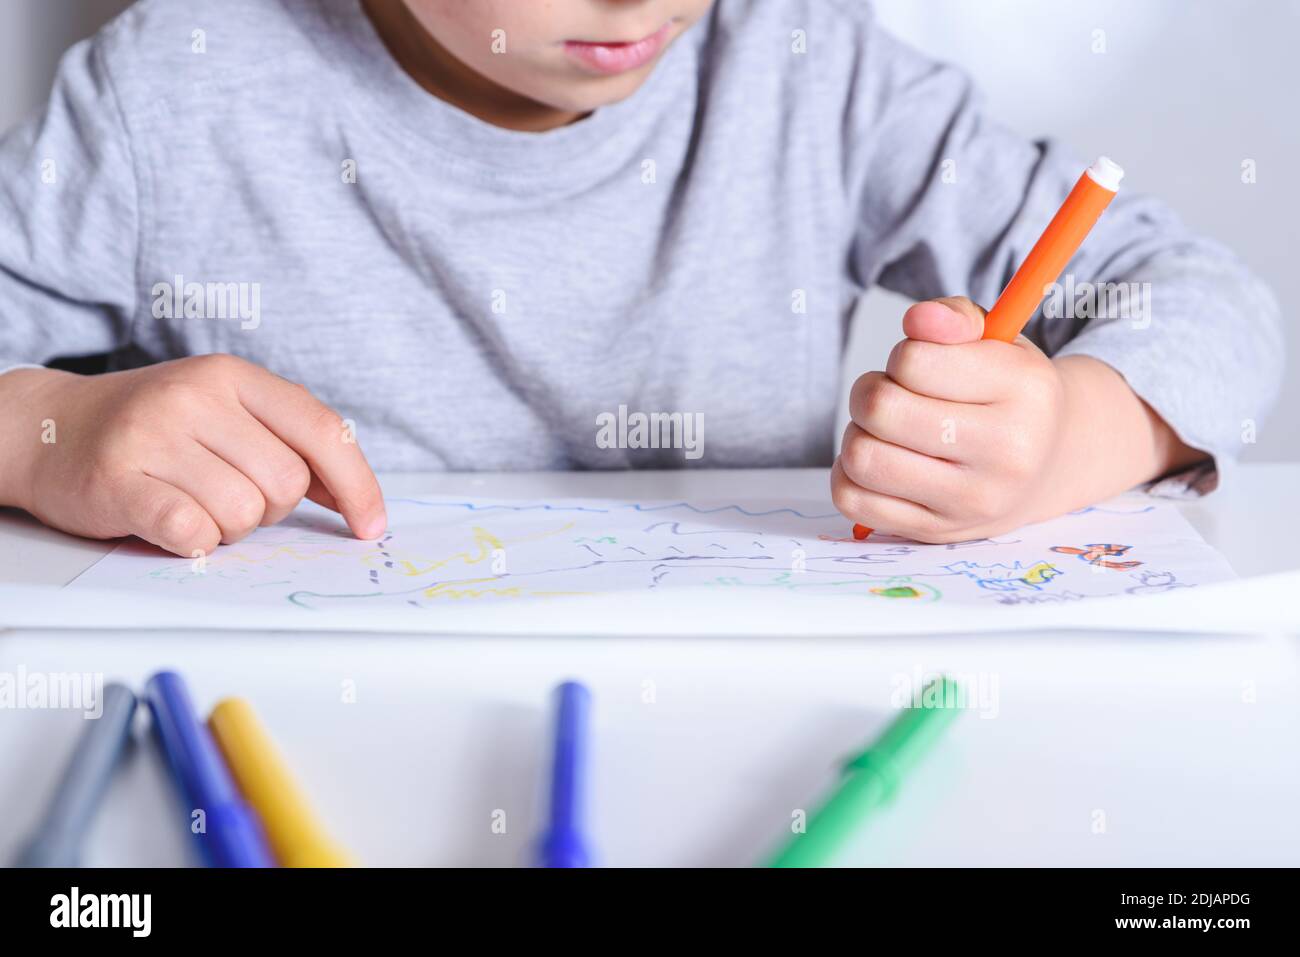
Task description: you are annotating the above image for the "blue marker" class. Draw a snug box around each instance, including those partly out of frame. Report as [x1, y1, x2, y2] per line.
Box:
[536, 681, 593, 868]
[144, 671, 274, 868]
[16, 682, 137, 867]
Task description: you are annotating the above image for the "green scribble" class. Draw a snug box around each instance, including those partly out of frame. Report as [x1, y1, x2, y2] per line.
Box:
[871, 585, 922, 598]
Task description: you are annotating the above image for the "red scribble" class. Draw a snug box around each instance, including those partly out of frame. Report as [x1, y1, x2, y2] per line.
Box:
[1050, 543, 1142, 570]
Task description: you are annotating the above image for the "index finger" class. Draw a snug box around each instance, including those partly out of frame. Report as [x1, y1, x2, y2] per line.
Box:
[236, 371, 386, 539]
[885, 337, 1027, 403]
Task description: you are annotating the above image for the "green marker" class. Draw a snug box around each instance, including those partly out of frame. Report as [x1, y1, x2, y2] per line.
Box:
[770, 676, 962, 868]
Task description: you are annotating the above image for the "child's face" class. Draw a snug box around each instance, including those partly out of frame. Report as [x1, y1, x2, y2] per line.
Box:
[400, 1, 714, 113]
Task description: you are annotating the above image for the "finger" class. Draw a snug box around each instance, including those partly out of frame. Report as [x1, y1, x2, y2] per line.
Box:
[849, 371, 992, 462]
[902, 297, 986, 344]
[116, 472, 222, 558]
[236, 372, 386, 539]
[145, 443, 267, 544]
[885, 337, 1028, 403]
[838, 422, 965, 510]
[830, 458, 940, 541]
[195, 412, 312, 526]
[305, 473, 341, 514]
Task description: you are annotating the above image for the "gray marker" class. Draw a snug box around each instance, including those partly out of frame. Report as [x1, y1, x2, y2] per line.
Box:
[16, 682, 137, 867]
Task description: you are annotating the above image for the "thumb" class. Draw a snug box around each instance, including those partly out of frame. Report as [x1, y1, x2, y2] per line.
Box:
[902, 296, 987, 344]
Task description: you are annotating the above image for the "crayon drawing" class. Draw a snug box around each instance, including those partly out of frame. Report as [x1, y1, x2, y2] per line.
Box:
[1050, 543, 1143, 570]
[68, 495, 1234, 611]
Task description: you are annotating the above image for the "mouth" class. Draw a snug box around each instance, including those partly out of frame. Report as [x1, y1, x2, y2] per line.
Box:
[563, 21, 674, 76]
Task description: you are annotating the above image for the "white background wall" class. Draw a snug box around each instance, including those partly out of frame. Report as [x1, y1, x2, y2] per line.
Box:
[2, 0, 1295, 459]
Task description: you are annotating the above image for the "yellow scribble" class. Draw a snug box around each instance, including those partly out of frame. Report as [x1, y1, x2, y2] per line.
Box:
[1022, 562, 1059, 585]
[419, 577, 591, 601]
[368, 521, 577, 577]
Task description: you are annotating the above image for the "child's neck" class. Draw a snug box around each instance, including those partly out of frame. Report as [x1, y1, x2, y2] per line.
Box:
[362, 0, 587, 132]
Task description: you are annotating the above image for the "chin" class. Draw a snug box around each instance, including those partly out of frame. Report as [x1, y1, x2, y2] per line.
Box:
[554, 69, 656, 113]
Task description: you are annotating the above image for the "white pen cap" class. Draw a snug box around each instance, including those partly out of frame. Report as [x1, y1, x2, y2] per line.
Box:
[1085, 156, 1125, 191]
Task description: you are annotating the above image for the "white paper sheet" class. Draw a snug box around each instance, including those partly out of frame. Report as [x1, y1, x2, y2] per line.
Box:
[18, 492, 1245, 635]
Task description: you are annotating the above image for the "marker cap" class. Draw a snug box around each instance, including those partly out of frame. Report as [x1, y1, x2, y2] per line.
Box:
[1086, 155, 1125, 191]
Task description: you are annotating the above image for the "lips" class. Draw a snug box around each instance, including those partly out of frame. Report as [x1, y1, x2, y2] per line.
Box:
[564, 22, 673, 76]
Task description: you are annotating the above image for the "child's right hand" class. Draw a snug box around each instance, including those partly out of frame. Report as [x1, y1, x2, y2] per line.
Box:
[0, 355, 386, 558]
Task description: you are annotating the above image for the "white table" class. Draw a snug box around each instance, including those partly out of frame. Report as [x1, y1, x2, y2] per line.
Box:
[2, 466, 1298, 867]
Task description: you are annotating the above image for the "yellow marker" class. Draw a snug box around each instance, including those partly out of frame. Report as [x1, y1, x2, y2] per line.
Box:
[208, 698, 354, 868]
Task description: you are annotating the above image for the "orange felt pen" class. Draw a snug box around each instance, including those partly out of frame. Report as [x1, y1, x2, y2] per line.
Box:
[983, 155, 1124, 342]
[847, 156, 1123, 540]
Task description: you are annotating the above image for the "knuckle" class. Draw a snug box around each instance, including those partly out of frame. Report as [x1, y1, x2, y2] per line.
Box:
[270, 458, 312, 503]
[285, 379, 313, 400]
[225, 490, 265, 534]
[889, 340, 927, 385]
[842, 433, 875, 484]
[830, 466, 865, 516]
[831, 492, 855, 523]
[829, 476, 848, 511]
[272, 371, 312, 397]
[857, 375, 896, 427]
[307, 404, 345, 443]
[155, 500, 208, 547]
[848, 373, 872, 415]
[865, 384, 896, 426]
[849, 370, 880, 406]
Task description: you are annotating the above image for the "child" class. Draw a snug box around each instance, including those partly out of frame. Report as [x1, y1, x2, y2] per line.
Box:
[0, 0, 1282, 557]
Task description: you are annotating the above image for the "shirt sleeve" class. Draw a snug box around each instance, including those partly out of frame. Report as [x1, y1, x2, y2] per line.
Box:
[0, 29, 140, 378]
[843, 10, 1284, 493]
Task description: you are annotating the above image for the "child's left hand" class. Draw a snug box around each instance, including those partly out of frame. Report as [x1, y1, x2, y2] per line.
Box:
[831, 296, 1066, 543]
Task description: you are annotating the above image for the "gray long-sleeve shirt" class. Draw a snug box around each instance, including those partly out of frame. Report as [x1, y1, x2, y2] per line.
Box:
[0, 0, 1283, 479]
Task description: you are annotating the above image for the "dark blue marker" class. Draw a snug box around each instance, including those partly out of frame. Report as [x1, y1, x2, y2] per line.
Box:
[536, 681, 593, 868]
[144, 671, 274, 868]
